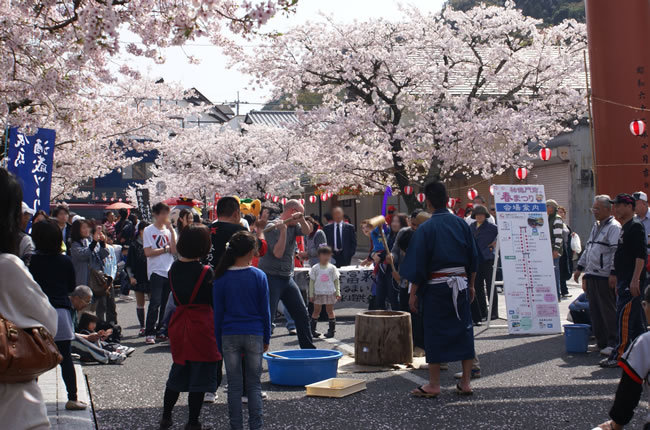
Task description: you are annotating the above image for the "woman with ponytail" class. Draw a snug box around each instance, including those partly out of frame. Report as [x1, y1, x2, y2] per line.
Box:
[213, 231, 271, 430]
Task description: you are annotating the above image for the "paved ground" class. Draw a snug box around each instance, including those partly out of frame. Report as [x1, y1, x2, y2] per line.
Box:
[40, 363, 94, 429]
[83, 282, 647, 430]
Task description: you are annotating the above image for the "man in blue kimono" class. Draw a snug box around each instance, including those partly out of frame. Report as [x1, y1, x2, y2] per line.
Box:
[400, 181, 479, 397]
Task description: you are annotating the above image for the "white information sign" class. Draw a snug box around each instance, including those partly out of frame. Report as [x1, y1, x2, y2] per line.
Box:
[493, 184, 561, 334]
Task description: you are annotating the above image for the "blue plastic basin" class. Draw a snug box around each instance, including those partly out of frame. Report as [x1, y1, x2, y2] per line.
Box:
[263, 349, 343, 386]
[564, 324, 591, 353]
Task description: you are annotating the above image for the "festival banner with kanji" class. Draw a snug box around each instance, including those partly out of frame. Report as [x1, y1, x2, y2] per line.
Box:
[7, 127, 56, 215]
[136, 188, 152, 222]
[493, 184, 561, 335]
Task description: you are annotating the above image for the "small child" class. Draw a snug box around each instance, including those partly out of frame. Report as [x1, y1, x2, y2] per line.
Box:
[309, 246, 341, 338]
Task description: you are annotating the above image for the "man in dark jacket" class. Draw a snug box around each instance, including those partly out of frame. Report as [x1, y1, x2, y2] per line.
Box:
[323, 207, 357, 267]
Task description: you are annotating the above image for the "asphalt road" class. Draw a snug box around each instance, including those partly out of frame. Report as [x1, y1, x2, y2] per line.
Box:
[83, 283, 646, 430]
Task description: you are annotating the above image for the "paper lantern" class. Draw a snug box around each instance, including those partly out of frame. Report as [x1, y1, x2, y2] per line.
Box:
[299, 198, 305, 205]
[403, 185, 414, 195]
[447, 198, 457, 208]
[630, 120, 646, 136]
[214, 192, 221, 201]
[321, 194, 329, 202]
[326, 191, 333, 198]
[281, 197, 288, 205]
[264, 192, 271, 200]
[489, 184, 495, 196]
[272, 195, 279, 203]
[416, 193, 426, 203]
[467, 188, 478, 200]
[539, 147, 552, 161]
[118, 198, 123, 202]
[309, 195, 317, 204]
[515, 167, 528, 180]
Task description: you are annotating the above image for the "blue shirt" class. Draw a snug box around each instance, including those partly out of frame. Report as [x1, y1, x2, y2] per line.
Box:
[569, 293, 589, 313]
[470, 221, 498, 261]
[399, 209, 479, 286]
[213, 266, 272, 351]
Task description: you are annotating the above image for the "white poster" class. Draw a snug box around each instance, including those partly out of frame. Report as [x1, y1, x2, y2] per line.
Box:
[493, 184, 561, 334]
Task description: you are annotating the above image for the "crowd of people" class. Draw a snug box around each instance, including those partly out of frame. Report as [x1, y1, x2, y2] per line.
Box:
[2, 162, 650, 429]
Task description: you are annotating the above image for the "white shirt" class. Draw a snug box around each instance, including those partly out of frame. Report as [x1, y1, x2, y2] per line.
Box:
[309, 263, 340, 295]
[143, 224, 175, 279]
[636, 209, 650, 246]
[333, 221, 345, 251]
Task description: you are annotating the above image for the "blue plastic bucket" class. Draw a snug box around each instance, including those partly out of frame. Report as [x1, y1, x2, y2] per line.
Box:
[263, 349, 343, 386]
[564, 324, 591, 353]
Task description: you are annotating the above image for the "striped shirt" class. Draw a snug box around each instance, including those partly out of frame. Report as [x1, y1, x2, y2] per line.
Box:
[548, 213, 565, 255]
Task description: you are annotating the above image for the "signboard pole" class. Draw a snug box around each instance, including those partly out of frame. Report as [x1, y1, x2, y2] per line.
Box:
[486, 240, 500, 330]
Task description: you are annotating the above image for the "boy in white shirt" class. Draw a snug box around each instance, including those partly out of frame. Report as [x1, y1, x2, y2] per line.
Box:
[143, 202, 176, 344]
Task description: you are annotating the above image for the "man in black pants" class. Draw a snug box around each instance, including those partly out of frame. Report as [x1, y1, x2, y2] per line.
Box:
[258, 200, 315, 349]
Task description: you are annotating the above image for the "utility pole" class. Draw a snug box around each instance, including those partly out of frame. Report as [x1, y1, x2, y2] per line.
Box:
[236, 91, 240, 116]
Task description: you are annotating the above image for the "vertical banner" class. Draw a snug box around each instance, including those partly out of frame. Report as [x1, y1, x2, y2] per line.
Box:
[136, 188, 152, 222]
[7, 127, 56, 215]
[494, 184, 561, 335]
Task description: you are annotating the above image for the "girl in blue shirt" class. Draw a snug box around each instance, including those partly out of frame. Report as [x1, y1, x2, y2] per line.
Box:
[213, 231, 271, 430]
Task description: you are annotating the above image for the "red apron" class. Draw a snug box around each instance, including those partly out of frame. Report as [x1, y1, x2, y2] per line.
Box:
[168, 266, 222, 365]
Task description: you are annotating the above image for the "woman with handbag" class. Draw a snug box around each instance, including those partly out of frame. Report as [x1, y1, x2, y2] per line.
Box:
[29, 219, 87, 410]
[0, 168, 59, 429]
[70, 219, 109, 301]
[159, 223, 220, 430]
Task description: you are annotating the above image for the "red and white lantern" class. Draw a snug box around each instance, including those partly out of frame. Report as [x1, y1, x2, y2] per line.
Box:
[280, 197, 288, 205]
[538, 147, 552, 161]
[299, 198, 305, 205]
[118, 198, 123, 202]
[416, 193, 426, 203]
[489, 184, 495, 196]
[515, 167, 528, 180]
[321, 194, 329, 202]
[467, 188, 478, 201]
[264, 192, 271, 200]
[630, 120, 646, 136]
[403, 185, 414, 195]
[447, 198, 457, 208]
[326, 191, 333, 199]
[272, 195, 279, 203]
[309, 195, 317, 204]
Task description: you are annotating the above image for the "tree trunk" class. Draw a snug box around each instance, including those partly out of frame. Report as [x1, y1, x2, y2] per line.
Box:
[354, 310, 413, 365]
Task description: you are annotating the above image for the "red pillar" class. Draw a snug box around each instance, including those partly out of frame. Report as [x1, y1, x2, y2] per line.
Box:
[585, 0, 650, 196]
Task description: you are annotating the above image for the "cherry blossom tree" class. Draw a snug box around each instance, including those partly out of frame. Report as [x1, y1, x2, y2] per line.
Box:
[240, 2, 588, 210]
[140, 124, 303, 202]
[1, 0, 298, 197]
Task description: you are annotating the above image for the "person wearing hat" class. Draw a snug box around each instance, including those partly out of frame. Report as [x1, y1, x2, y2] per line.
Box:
[600, 194, 648, 368]
[547, 199, 565, 301]
[18, 202, 35, 264]
[469, 205, 499, 323]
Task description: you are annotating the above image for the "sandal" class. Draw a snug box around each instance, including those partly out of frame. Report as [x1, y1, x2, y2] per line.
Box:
[411, 386, 439, 398]
[455, 383, 473, 396]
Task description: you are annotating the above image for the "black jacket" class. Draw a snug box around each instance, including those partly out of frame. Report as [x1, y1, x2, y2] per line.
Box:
[324, 222, 357, 267]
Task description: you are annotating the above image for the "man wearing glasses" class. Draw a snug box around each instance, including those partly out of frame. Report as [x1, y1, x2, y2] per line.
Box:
[573, 195, 621, 360]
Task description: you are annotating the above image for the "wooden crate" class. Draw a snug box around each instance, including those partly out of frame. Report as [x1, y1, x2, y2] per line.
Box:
[305, 378, 367, 398]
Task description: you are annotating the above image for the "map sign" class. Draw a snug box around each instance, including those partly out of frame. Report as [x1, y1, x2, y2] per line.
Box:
[493, 184, 561, 334]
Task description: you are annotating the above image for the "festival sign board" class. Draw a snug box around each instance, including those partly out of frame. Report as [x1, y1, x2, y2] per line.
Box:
[493, 184, 561, 334]
[7, 127, 56, 216]
[136, 188, 152, 222]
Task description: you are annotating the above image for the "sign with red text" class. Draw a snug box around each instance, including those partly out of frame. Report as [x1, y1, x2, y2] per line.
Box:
[494, 184, 561, 335]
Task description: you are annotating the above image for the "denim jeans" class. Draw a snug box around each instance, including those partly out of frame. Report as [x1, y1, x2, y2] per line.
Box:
[267, 275, 314, 349]
[160, 292, 176, 335]
[223, 335, 264, 430]
[279, 301, 295, 331]
[553, 258, 561, 300]
[145, 273, 170, 336]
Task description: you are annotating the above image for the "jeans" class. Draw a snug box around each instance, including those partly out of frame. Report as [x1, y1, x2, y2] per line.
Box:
[55, 340, 77, 401]
[145, 273, 170, 336]
[553, 258, 562, 300]
[160, 292, 176, 335]
[375, 264, 399, 310]
[267, 275, 314, 349]
[223, 335, 264, 430]
[279, 301, 295, 331]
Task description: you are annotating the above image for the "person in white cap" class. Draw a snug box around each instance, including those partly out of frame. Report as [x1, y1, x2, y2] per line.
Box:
[18, 202, 35, 264]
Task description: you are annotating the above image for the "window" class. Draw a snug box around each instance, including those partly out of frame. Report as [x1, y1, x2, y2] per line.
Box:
[122, 162, 153, 180]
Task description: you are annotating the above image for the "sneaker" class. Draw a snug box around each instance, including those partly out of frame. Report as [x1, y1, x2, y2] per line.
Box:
[261, 391, 268, 399]
[454, 369, 481, 379]
[599, 358, 619, 368]
[71, 353, 81, 360]
[65, 400, 88, 410]
[109, 352, 127, 364]
[156, 334, 169, 342]
[159, 418, 173, 429]
[204, 392, 217, 403]
[242, 396, 248, 404]
[139, 328, 146, 337]
[288, 329, 297, 335]
[145, 336, 156, 345]
[118, 346, 135, 357]
[600, 346, 614, 356]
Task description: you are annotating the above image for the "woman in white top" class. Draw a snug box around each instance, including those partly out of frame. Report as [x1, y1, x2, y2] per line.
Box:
[0, 168, 58, 429]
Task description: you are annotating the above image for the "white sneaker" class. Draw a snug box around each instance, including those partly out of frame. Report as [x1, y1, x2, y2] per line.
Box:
[600, 346, 614, 356]
[241, 396, 248, 404]
[204, 392, 217, 403]
[261, 391, 268, 399]
[145, 336, 156, 345]
[109, 352, 126, 364]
